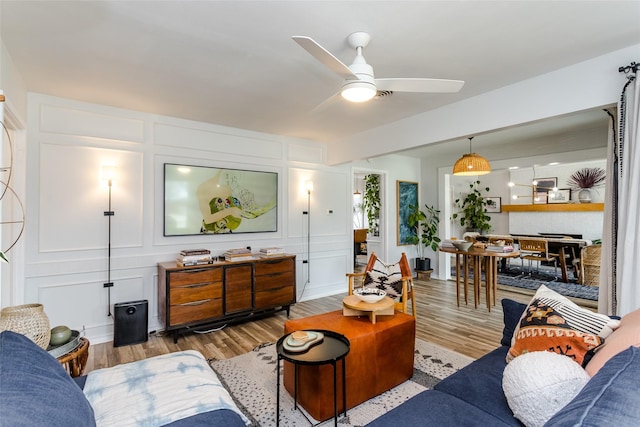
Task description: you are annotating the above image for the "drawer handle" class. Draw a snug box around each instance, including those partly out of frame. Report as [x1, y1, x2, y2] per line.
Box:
[177, 299, 210, 307]
[181, 269, 212, 274]
[262, 272, 285, 278]
[181, 283, 210, 289]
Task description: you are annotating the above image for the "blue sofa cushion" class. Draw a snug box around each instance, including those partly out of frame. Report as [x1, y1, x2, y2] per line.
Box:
[545, 346, 640, 426]
[366, 389, 516, 427]
[0, 331, 96, 427]
[434, 346, 522, 425]
[502, 299, 527, 346]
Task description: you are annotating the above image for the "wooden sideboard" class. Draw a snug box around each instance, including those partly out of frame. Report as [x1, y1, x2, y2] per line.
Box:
[158, 255, 296, 342]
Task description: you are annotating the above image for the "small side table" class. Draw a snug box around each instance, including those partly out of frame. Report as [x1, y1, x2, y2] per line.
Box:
[276, 330, 350, 427]
[342, 295, 394, 324]
[57, 337, 90, 377]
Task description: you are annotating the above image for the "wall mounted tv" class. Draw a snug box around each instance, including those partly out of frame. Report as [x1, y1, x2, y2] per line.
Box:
[164, 163, 277, 236]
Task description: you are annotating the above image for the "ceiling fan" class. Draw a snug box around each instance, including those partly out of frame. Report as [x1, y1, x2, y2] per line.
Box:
[292, 31, 465, 104]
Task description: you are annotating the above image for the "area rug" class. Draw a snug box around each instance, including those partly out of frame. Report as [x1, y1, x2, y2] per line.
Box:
[209, 339, 474, 427]
[452, 265, 598, 301]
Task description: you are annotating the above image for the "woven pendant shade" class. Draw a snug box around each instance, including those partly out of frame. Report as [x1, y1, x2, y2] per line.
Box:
[453, 152, 491, 176]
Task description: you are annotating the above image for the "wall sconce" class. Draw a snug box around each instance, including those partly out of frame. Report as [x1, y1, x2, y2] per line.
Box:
[101, 165, 116, 316]
[304, 180, 314, 194]
[101, 165, 117, 186]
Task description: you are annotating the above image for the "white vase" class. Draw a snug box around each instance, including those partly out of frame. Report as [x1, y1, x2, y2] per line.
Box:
[578, 188, 592, 203]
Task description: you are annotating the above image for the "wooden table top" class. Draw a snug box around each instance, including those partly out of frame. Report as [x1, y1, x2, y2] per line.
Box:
[439, 246, 520, 258]
[342, 295, 394, 312]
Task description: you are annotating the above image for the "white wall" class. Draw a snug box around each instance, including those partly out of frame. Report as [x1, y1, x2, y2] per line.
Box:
[23, 93, 363, 344]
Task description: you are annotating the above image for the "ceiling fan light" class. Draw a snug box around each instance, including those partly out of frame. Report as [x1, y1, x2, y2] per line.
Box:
[452, 153, 491, 176]
[341, 80, 376, 102]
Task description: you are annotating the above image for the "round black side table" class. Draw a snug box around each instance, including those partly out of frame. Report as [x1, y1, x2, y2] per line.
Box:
[276, 329, 350, 427]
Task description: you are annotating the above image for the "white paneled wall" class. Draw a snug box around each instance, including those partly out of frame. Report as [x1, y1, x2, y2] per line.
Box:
[24, 93, 358, 344]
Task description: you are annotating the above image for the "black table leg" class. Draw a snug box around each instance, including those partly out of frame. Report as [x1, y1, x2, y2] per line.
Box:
[333, 360, 337, 427]
[342, 357, 347, 417]
[294, 363, 299, 410]
[276, 356, 281, 427]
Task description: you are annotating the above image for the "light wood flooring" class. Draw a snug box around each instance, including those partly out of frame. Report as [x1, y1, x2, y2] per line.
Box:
[85, 276, 589, 373]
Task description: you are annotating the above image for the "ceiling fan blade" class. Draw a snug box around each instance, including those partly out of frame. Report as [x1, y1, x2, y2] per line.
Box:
[375, 78, 465, 93]
[292, 36, 357, 80]
[311, 91, 343, 113]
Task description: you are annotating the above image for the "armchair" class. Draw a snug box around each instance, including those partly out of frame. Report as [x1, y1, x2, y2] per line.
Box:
[346, 252, 416, 316]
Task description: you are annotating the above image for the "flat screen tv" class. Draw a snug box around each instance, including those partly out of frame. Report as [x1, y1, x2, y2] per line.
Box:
[164, 163, 277, 236]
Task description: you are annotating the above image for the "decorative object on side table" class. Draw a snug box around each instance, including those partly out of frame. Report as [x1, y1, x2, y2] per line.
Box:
[566, 167, 605, 203]
[49, 325, 72, 346]
[283, 330, 324, 353]
[48, 329, 82, 358]
[452, 240, 473, 251]
[353, 287, 387, 303]
[0, 303, 50, 349]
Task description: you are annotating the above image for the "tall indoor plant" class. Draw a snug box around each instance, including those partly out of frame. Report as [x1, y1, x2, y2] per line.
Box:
[407, 203, 440, 271]
[362, 174, 381, 237]
[452, 180, 492, 233]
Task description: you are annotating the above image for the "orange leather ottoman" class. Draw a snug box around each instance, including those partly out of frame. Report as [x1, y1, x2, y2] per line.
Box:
[283, 310, 415, 421]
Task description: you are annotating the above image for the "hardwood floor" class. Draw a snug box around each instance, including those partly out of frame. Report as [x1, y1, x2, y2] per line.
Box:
[86, 277, 548, 373]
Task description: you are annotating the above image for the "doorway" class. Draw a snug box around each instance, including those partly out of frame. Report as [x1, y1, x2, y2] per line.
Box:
[352, 170, 385, 266]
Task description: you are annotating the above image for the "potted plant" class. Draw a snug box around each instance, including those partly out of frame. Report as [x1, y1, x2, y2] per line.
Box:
[407, 204, 440, 271]
[362, 174, 381, 237]
[566, 167, 605, 203]
[452, 180, 492, 233]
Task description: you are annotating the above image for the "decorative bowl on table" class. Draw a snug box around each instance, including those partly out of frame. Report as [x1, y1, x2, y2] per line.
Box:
[49, 325, 72, 346]
[353, 287, 386, 303]
[452, 240, 473, 251]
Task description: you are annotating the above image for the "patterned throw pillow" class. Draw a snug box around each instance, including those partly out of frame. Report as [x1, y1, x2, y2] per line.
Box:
[364, 259, 403, 300]
[507, 285, 620, 366]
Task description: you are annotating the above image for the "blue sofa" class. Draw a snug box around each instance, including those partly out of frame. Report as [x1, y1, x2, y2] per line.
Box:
[0, 330, 247, 426]
[367, 299, 640, 427]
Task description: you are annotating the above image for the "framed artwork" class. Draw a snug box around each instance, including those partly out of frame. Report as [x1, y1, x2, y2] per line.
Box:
[548, 188, 571, 204]
[164, 163, 277, 236]
[535, 177, 557, 193]
[533, 191, 548, 204]
[396, 180, 418, 246]
[485, 197, 501, 213]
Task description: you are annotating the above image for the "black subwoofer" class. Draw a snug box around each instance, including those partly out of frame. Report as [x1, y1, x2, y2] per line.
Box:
[113, 300, 148, 347]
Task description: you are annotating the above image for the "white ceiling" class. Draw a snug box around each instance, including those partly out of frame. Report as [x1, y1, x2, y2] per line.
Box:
[2, 1, 639, 159]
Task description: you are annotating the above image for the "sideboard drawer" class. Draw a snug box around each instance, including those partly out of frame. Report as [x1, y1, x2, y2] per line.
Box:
[254, 271, 294, 292]
[168, 268, 222, 288]
[170, 282, 223, 305]
[170, 298, 223, 325]
[255, 258, 294, 276]
[255, 286, 295, 309]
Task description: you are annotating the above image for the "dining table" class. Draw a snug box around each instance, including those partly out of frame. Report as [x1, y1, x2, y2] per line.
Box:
[439, 245, 520, 311]
[484, 234, 591, 283]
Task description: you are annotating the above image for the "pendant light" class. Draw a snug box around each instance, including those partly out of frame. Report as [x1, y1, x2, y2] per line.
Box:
[452, 137, 491, 176]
